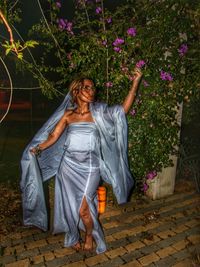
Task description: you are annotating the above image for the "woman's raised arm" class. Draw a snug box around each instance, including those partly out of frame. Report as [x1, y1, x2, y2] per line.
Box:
[122, 68, 143, 114]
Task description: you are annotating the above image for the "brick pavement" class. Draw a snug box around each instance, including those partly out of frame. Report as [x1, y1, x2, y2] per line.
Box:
[0, 190, 200, 267]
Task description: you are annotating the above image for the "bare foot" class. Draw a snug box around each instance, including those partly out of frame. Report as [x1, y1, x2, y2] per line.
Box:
[83, 234, 93, 251]
[72, 241, 81, 251]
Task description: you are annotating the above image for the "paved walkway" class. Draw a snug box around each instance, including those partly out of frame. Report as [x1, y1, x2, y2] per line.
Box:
[0, 189, 200, 267]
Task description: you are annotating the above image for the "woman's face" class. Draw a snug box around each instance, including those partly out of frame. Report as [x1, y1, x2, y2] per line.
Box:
[78, 79, 96, 103]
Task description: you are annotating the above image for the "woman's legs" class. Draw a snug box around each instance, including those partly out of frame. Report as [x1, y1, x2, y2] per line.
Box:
[79, 196, 94, 250]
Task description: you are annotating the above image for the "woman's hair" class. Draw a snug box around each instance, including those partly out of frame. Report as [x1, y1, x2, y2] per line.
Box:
[69, 77, 93, 104]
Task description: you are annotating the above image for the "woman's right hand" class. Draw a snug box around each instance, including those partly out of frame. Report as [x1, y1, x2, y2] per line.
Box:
[30, 145, 42, 156]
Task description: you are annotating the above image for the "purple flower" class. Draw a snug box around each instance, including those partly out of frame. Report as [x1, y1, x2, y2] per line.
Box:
[160, 70, 173, 81]
[121, 66, 129, 73]
[130, 108, 136, 116]
[143, 80, 149, 87]
[142, 183, 149, 192]
[107, 17, 112, 24]
[56, 2, 61, 8]
[136, 60, 146, 68]
[178, 44, 188, 56]
[105, 81, 113, 88]
[127, 27, 137, 37]
[113, 38, 124, 46]
[113, 46, 122, 53]
[96, 7, 102, 14]
[146, 171, 157, 180]
[66, 22, 73, 32]
[102, 40, 107, 46]
[58, 19, 66, 29]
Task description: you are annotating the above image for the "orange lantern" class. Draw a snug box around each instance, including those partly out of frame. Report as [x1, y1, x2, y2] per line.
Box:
[97, 186, 106, 214]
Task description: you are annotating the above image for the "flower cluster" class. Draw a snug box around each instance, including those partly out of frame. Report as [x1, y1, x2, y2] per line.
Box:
[105, 81, 113, 88]
[136, 60, 145, 68]
[160, 70, 173, 81]
[58, 19, 73, 34]
[56, 1, 61, 8]
[178, 44, 188, 56]
[112, 38, 124, 53]
[96, 7, 102, 14]
[127, 27, 137, 37]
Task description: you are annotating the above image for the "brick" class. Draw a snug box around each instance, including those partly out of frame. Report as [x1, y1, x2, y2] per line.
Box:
[46, 234, 63, 244]
[138, 252, 160, 266]
[108, 238, 129, 249]
[9, 233, 22, 240]
[5, 259, 29, 267]
[157, 230, 176, 239]
[45, 256, 70, 267]
[172, 240, 189, 251]
[17, 248, 39, 260]
[62, 261, 87, 267]
[112, 230, 130, 239]
[101, 210, 121, 218]
[54, 247, 74, 258]
[123, 260, 142, 267]
[121, 250, 143, 262]
[172, 259, 193, 267]
[187, 234, 200, 245]
[154, 255, 176, 267]
[85, 253, 108, 266]
[125, 241, 145, 252]
[184, 219, 199, 228]
[173, 225, 189, 234]
[42, 252, 55, 261]
[105, 235, 115, 242]
[140, 244, 160, 255]
[30, 254, 44, 265]
[96, 256, 124, 267]
[143, 235, 161, 245]
[127, 226, 145, 236]
[0, 255, 16, 265]
[144, 222, 160, 231]
[39, 242, 62, 253]
[156, 246, 177, 258]
[172, 249, 190, 261]
[26, 239, 47, 250]
[103, 221, 120, 229]
[105, 247, 127, 259]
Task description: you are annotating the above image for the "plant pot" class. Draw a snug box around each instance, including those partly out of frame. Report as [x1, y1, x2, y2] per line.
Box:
[146, 103, 183, 200]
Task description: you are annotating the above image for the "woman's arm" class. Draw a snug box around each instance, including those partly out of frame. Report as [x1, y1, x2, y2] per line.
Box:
[30, 113, 68, 154]
[122, 68, 143, 114]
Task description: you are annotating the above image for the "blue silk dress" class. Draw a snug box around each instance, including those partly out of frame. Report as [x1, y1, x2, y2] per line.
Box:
[20, 93, 134, 254]
[54, 122, 106, 253]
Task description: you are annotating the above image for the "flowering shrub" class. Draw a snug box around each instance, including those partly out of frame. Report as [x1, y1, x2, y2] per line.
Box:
[18, 0, 200, 192]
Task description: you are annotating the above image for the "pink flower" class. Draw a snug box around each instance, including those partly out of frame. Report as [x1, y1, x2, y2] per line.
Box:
[113, 38, 125, 46]
[102, 40, 107, 46]
[142, 183, 149, 192]
[56, 2, 61, 8]
[105, 81, 113, 88]
[136, 60, 146, 68]
[146, 171, 157, 180]
[107, 17, 112, 23]
[143, 80, 149, 87]
[178, 44, 188, 56]
[160, 70, 173, 81]
[130, 109, 136, 116]
[113, 47, 121, 53]
[96, 7, 102, 14]
[127, 27, 137, 36]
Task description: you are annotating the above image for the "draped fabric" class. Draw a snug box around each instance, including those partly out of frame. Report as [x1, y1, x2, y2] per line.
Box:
[20, 93, 134, 252]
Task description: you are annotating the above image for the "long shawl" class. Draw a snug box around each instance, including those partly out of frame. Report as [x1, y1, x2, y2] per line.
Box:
[20, 94, 134, 231]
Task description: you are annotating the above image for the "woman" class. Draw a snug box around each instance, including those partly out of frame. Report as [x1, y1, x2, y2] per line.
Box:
[21, 68, 142, 254]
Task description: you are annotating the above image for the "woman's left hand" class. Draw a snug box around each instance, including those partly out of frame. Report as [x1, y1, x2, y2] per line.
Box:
[132, 67, 143, 83]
